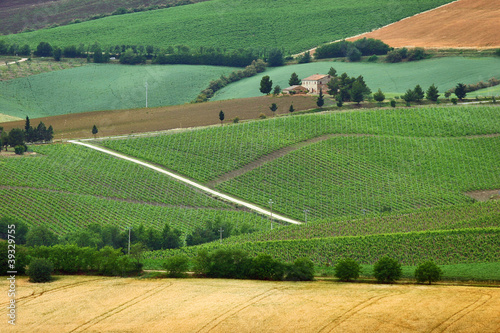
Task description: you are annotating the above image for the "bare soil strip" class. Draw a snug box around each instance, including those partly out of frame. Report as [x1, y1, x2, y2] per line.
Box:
[348, 0, 500, 48]
[3, 276, 500, 332]
[465, 189, 500, 202]
[69, 140, 302, 224]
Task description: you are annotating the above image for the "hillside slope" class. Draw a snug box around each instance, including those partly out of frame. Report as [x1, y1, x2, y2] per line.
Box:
[1, 0, 454, 54]
[349, 0, 500, 48]
[0, 0, 208, 35]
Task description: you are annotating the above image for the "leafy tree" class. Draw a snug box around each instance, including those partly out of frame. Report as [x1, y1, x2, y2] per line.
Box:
[407, 47, 426, 61]
[413, 84, 425, 102]
[46, 125, 54, 142]
[415, 260, 442, 285]
[267, 48, 284, 67]
[8, 128, 24, 147]
[298, 51, 311, 64]
[92, 125, 98, 138]
[328, 67, 337, 77]
[334, 258, 361, 281]
[455, 83, 467, 100]
[27, 258, 54, 283]
[373, 256, 402, 283]
[373, 88, 385, 104]
[218, 110, 225, 125]
[347, 46, 362, 62]
[289, 72, 301, 86]
[34, 42, 53, 57]
[273, 85, 281, 96]
[19, 44, 31, 56]
[1, 130, 8, 151]
[269, 103, 278, 116]
[285, 257, 314, 281]
[316, 89, 325, 107]
[260, 75, 273, 95]
[289, 104, 295, 113]
[250, 254, 285, 281]
[390, 99, 396, 107]
[161, 224, 182, 249]
[1, 241, 29, 275]
[24, 116, 30, 132]
[0, 216, 29, 244]
[93, 45, 104, 63]
[26, 225, 58, 247]
[164, 255, 190, 277]
[53, 47, 62, 61]
[426, 84, 440, 102]
[352, 38, 390, 55]
[336, 95, 343, 107]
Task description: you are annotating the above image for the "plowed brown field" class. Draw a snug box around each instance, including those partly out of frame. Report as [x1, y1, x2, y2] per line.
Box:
[0, 95, 316, 140]
[2, 276, 499, 332]
[349, 0, 500, 49]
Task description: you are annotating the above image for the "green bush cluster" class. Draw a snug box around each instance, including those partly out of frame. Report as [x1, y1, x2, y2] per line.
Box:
[191, 249, 314, 281]
[27, 258, 53, 283]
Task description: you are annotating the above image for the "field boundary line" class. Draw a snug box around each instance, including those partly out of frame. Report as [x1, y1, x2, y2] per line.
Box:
[68, 140, 302, 225]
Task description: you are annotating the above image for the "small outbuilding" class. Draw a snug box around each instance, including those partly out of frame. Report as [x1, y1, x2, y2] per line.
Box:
[282, 85, 308, 95]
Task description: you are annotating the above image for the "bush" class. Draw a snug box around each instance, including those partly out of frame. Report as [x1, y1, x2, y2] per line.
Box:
[250, 254, 285, 281]
[415, 260, 442, 285]
[495, 49, 500, 57]
[14, 145, 25, 155]
[195, 248, 252, 279]
[390, 100, 396, 107]
[385, 50, 402, 63]
[259, 113, 266, 119]
[164, 255, 190, 278]
[373, 256, 402, 283]
[367, 55, 378, 62]
[334, 258, 360, 281]
[27, 258, 53, 283]
[451, 98, 458, 105]
[233, 117, 240, 124]
[286, 257, 314, 281]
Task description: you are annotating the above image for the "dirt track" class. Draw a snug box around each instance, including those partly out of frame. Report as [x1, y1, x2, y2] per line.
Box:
[2, 276, 499, 332]
[349, 0, 500, 49]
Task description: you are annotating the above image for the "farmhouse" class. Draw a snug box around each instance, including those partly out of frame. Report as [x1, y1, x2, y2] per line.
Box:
[302, 74, 331, 93]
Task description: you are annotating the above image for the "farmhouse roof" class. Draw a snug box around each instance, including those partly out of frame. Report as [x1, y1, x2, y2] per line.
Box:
[303, 74, 329, 81]
[283, 85, 306, 91]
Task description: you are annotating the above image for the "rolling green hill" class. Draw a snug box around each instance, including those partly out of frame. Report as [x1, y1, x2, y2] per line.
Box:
[0, 64, 237, 118]
[213, 57, 500, 101]
[103, 105, 500, 221]
[1, 0, 454, 54]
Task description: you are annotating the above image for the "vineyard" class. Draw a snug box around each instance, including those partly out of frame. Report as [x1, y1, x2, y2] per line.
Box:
[1, 0, 454, 54]
[0, 144, 270, 234]
[103, 105, 500, 221]
[0, 64, 237, 119]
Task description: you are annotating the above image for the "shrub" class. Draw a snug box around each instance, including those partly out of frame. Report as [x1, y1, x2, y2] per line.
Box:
[373, 256, 402, 283]
[14, 145, 25, 155]
[367, 55, 378, 62]
[250, 254, 285, 281]
[27, 258, 53, 283]
[495, 49, 500, 57]
[259, 113, 266, 119]
[233, 117, 240, 124]
[415, 260, 442, 285]
[164, 255, 190, 278]
[334, 258, 360, 281]
[451, 98, 458, 105]
[385, 50, 402, 63]
[286, 257, 314, 281]
[390, 100, 396, 107]
[195, 248, 252, 279]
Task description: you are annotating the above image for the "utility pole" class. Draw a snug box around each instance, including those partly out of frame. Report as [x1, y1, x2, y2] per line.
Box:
[219, 227, 224, 244]
[268, 199, 274, 230]
[145, 81, 148, 108]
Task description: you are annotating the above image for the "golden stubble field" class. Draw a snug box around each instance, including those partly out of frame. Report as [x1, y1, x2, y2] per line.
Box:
[1, 276, 499, 333]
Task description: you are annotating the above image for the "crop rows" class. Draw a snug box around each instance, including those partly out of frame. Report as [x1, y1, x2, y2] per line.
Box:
[103, 106, 500, 183]
[221, 201, 500, 244]
[1, 144, 227, 208]
[217, 135, 499, 221]
[0, 188, 269, 235]
[144, 228, 500, 266]
[2, 0, 455, 54]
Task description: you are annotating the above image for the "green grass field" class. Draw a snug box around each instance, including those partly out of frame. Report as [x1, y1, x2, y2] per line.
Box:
[213, 57, 500, 101]
[1, 0, 454, 54]
[0, 64, 237, 118]
[468, 85, 500, 98]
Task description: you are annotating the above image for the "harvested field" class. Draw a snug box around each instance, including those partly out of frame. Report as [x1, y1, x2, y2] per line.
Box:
[349, 0, 500, 49]
[1, 276, 499, 332]
[0, 95, 315, 140]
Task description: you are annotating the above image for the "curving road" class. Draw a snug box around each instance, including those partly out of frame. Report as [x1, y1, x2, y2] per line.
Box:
[69, 140, 303, 225]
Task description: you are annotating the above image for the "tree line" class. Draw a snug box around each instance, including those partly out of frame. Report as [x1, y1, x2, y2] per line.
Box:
[0, 117, 54, 155]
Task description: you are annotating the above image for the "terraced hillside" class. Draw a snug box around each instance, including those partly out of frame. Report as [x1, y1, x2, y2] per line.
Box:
[1, 0, 454, 54]
[0, 144, 269, 235]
